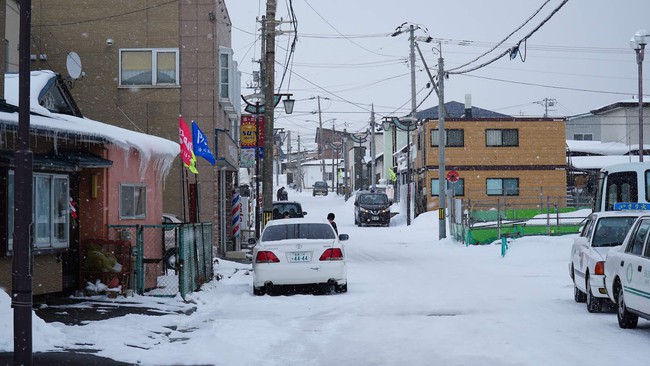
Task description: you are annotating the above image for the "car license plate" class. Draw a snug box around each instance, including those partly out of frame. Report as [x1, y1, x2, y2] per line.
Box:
[289, 251, 310, 262]
[372, 216, 379, 221]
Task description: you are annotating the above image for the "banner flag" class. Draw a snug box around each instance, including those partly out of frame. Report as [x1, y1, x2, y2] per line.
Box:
[388, 167, 397, 182]
[179, 115, 198, 174]
[192, 121, 216, 165]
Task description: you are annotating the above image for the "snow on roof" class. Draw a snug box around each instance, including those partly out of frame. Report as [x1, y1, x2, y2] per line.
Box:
[566, 140, 631, 156]
[569, 155, 643, 170]
[3, 71, 179, 178]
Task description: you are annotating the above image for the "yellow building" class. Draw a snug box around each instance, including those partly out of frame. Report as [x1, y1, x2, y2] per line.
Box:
[413, 102, 567, 212]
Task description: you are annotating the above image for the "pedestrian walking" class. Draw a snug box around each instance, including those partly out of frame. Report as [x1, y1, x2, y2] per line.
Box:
[327, 212, 338, 234]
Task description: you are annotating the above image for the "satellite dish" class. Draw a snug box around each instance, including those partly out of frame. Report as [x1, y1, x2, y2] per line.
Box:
[66, 52, 83, 79]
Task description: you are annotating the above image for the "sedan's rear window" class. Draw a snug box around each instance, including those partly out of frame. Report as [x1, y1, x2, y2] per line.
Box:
[592, 216, 638, 247]
[315, 182, 328, 187]
[262, 223, 336, 241]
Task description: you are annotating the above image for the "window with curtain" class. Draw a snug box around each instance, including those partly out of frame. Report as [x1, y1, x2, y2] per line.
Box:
[486, 129, 518, 147]
[430, 129, 464, 147]
[120, 183, 147, 219]
[431, 178, 464, 196]
[7, 171, 69, 251]
[120, 49, 178, 86]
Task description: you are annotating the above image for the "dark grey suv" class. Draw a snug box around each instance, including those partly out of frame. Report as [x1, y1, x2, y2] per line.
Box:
[272, 201, 307, 219]
[354, 191, 391, 227]
[313, 181, 329, 196]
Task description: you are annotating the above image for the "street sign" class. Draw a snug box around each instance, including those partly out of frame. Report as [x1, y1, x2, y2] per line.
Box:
[446, 170, 459, 183]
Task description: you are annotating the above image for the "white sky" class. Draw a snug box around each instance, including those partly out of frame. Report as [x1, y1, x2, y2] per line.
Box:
[2, 189, 650, 365]
[228, 0, 650, 150]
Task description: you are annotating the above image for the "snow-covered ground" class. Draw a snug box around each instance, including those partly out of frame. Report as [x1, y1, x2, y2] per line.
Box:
[2, 188, 650, 365]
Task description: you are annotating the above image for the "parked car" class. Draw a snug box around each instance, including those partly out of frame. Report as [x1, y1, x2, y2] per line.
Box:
[354, 191, 391, 227]
[162, 213, 182, 272]
[604, 214, 650, 328]
[569, 211, 641, 312]
[272, 201, 307, 219]
[251, 218, 349, 295]
[313, 181, 329, 196]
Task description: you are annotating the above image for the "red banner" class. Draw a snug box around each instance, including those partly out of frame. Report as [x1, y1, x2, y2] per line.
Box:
[240, 115, 264, 148]
[179, 115, 194, 167]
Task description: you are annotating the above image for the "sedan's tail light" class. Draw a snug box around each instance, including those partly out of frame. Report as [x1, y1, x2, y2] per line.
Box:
[594, 261, 604, 275]
[319, 248, 344, 261]
[256, 251, 280, 263]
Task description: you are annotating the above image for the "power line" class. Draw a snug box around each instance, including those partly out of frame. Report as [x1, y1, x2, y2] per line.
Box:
[449, 0, 570, 75]
[458, 73, 648, 97]
[38, 0, 177, 27]
[448, 0, 552, 72]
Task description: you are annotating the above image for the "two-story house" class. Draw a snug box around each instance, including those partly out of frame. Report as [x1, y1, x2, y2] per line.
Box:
[28, 0, 240, 254]
[413, 101, 567, 212]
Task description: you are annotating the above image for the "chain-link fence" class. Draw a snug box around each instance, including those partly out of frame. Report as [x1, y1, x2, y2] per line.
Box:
[107, 223, 214, 299]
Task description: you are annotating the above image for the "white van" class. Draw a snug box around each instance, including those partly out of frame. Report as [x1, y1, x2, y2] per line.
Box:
[594, 162, 650, 211]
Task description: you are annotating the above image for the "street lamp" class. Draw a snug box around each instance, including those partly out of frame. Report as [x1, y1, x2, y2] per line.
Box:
[330, 141, 343, 195]
[241, 93, 294, 238]
[631, 29, 648, 161]
[382, 116, 417, 226]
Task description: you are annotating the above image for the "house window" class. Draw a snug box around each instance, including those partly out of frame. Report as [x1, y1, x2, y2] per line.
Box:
[486, 129, 519, 147]
[431, 178, 464, 196]
[120, 183, 147, 219]
[7, 171, 70, 251]
[486, 178, 519, 196]
[430, 129, 464, 147]
[219, 51, 231, 100]
[119, 48, 179, 86]
[573, 133, 593, 141]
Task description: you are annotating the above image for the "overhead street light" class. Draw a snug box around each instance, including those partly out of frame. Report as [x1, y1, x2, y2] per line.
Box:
[241, 93, 294, 238]
[630, 29, 648, 161]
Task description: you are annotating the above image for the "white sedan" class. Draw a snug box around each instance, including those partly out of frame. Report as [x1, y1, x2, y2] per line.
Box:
[252, 218, 348, 295]
[569, 211, 641, 312]
[604, 214, 650, 328]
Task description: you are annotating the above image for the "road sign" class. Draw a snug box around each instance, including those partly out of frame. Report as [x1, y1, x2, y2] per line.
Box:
[446, 170, 459, 183]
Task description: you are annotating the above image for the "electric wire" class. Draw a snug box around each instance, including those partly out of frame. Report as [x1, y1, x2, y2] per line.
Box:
[38, 0, 177, 27]
[448, 0, 552, 72]
[449, 0, 570, 75]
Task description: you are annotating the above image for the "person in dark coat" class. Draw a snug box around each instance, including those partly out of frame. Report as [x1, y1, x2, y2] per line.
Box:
[276, 187, 287, 201]
[327, 212, 338, 234]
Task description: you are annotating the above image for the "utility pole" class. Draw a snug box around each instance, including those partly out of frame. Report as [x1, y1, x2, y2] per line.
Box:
[331, 120, 336, 192]
[343, 129, 349, 200]
[370, 104, 376, 191]
[437, 41, 447, 239]
[297, 133, 302, 191]
[262, 0, 277, 227]
[535, 97, 556, 118]
[14, 0, 34, 364]
[287, 130, 292, 187]
[317, 95, 325, 180]
[406, 24, 416, 226]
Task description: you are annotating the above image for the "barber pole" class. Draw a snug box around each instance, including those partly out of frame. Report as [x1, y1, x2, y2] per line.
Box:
[232, 192, 241, 238]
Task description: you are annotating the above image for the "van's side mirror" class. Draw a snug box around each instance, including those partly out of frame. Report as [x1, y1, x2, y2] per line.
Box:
[338, 234, 349, 241]
[354, 202, 359, 206]
[303, 211, 308, 216]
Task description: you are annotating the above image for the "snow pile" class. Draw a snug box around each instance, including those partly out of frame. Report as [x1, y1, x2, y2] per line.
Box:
[0, 288, 66, 352]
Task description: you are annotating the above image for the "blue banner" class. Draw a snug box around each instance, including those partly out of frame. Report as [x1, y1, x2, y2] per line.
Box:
[192, 121, 215, 165]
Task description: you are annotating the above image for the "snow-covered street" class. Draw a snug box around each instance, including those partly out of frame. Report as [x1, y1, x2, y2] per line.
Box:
[3, 188, 650, 365]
